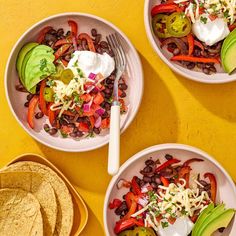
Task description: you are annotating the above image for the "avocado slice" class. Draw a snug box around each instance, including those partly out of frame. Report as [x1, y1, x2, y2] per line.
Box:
[222, 42, 236, 74]
[200, 209, 235, 236]
[192, 203, 214, 236]
[221, 29, 236, 59]
[16, 42, 38, 79]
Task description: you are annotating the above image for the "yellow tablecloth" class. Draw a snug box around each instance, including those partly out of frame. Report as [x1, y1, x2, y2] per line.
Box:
[1, 0, 236, 235]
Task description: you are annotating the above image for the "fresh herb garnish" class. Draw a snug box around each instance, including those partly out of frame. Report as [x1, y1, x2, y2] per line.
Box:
[161, 221, 169, 228]
[200, 16, 208, 24]
[76, 68, 84, 77]
[46, 79, 55, 87]
[60, 131, 68, 138]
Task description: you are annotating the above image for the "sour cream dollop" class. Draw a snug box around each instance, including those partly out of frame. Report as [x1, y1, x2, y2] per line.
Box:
[67, 50, 115, 78]
[192, 14, 230, 46]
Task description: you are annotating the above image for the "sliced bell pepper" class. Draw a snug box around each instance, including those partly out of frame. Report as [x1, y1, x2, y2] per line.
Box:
[68, 20, 78, 36]
[187, 34, 194, 55]
[89, 116, 95, 128]
[114, 218, 144, 234]
[78, 33, 96, 52]
[125, 192, 135, 209]
[37, 26, 53, 44]
[176, 166, 191, 187]
[55, 37, 73, 47]
[151, 3, 181, 17]
[61, 58, 69, 67]
[109, 199, 122, 209]
[204, 172, 217, 203]
[194, 40, 205, 51]
[183, 158, 204, 166]
[229, 24, 236, 31]
[101, 118, 110, 129]
[27, 95, 39, 129]
[131, 176, 142, 195]
[160, 176, 170, 187]
[171, 55, 220, 64]
[61, 125, 74, 134]
[39, 80, 48, 116]
[93, 92, 104, 105]
[122, 198, 137, 221]
[155, 158, 181, 172]
[78, 122, 89, 132]
[48, 103, 56, 126]
[54, 44, 71, 61]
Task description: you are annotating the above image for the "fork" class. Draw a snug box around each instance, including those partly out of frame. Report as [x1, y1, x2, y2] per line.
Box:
[106, 33, 127, 176]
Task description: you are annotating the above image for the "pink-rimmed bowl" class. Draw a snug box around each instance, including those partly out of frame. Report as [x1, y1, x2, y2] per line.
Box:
[5, 12, 143, 152]
[104, 143, 236, 236]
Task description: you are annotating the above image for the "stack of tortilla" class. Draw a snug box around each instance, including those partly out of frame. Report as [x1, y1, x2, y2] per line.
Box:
[0, 161, 74, 236]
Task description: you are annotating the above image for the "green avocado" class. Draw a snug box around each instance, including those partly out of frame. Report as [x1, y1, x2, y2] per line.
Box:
[222, 42, 236, 74]
[200, 209, 235, 236]
[192, 203, 214, 236]
[22, 45, 56, 93]
[16, 42, 38, 81]
[221, 29, 236, 59]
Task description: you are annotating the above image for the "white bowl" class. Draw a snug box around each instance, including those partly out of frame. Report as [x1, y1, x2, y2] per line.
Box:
[104, 143, 236, 236]
[144, 0, 236, 83]
[5, 13, 143, 152]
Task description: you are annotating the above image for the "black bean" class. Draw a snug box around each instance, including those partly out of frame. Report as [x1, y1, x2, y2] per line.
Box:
[218, 227, 225, 233]
[66, 30, 71, 36]
[45, 33, 57, 43]
[94, 34, 101, 44]
[108, 84, 114, 89]
[193, 49, 201, 57]
[196, 62, 204, 69]
[76, 131, 84, 137]
[106, 78, 114, 84]
[187, 62, 195, 70]
[49, 128, 58, 135]
[209, 66, 216, 73]
[104, 102, 111, 110]
[140, 180, 145, 187]
[15, 84, 27, 92]
[204, 184, 211, 191]
[35, 112, 44, 119]
[145, 159, 155, 166]
[199, 180, 208, 186]
[102, 111, 109, 118]
[143, 176, 152, 183]
[143, 166, 153, 173]
[69, 132, 77, 138]
[48, 29, 57, 35]
[97, 46, 102, 54]
[104, 88, 111, 94]
[154, 177, 161, 185]
[109, 74, 115, 80]
[115, 202, 127, 215]
[173, 48, 180, 55]
[119, 83, 128, 90]
[64, 54, 71, 61]
[100, 41, 108, 48]
[27, 94, 34, 101]
[91, 28, 97, 37]
[43, 124, 50, 132]
[165, 154, 173, 160]
[93, 128, 100, 134]
[105, 93, 111, 99]
[109, 50, 115, 57]
[24, 102, 29, 107]
[203, 68, 210, 74]
[151, 182, 158, 189]
[68, 123, 75, 128]
[57, 28, 64, 36]
[120, 92, 126, 98]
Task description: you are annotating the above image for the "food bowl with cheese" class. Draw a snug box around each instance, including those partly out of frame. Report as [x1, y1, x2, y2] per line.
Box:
[5, 13, 143, 152]
[144, 0, 236, 83]
[104, 143, 236, 236]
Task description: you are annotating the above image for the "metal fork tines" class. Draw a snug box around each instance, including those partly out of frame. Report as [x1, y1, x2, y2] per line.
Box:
[106, 33, 127, 103]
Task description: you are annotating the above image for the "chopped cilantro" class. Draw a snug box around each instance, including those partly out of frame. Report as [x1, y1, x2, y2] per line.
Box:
[76, 68, 84, 77]
[200, 16, 208, 24]
[107, 96, 113, 104]
[224, 10, 229, 18]
[60, 131, 68, 138]
[73, 60, 78, 67]
[46, 79, 55, 87]
[161, 221, 169, 228]
[148, 191, 157, 201]
[181, 209, 188, 215]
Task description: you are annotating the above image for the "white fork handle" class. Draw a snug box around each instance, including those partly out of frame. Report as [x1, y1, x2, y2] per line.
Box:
[108, 103, 120, 176]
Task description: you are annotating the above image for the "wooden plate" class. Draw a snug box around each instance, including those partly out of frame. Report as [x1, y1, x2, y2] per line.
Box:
[4, 153, 88, 236]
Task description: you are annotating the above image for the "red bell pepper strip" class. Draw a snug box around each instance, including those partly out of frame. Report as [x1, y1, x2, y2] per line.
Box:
[37, 26, 52, 44]
[161, 176, 170, 187]
[89, 116, 95, 128]
[204, 172, 217, 203]
[61, 58, 69, 67]
[151, 3, 181, 17]
[114, 218, 144, 234]
[78, 122, 89, 132]
[48, 103, 56, 126]
[155, 158, 181, 173]
[122, 199, 137, 221]
[27, 95, 39, 129]
[171, 55, 220, 64]
[187, 34, 194, 55]
[229, 24, 236, 31]
[78, 33, 96, 52]
[109, 199, 122, 209]
[183, 158, 204, 167]
[54, 44, 71, 61]
[131, 176, 142, 195]
[55, 37, 73, 47]
[176, 166, 191, 187]
[125, 192, 135, 209]
[68, 20, 78, 37]
[39, 80, 48, 116]
[101, 118, 110, 129]
[194, 40, 205, 51]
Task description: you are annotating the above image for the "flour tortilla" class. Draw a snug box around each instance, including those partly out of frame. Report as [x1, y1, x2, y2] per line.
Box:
[0, 171, 57, 236]
[2, 161, 73, 236]
[0, 188, 43, 236]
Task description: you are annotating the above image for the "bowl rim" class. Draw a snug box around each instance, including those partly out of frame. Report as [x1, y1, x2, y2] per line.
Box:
[144, 0, 236, 84]
[4, 12, 144, 152]
[103, 143, 236, 235]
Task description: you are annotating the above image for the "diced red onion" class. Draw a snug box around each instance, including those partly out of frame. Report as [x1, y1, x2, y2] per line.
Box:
[86, 85, 95, 94]
[94, 116, 102, 128]
[141, 183, 153, 193]
[88, 73, 96, 80]
[96, 108, 105, 116]
[138, 197, 149, 207]
[83, 98, 93, 112]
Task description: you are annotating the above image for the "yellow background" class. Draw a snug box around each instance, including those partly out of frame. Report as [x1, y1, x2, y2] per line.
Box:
[1, 0, 236, 235]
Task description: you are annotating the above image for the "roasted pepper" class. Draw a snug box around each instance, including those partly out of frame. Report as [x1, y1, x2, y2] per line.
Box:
[152, 14, 171, 38]
[204, 172, 217, 203]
